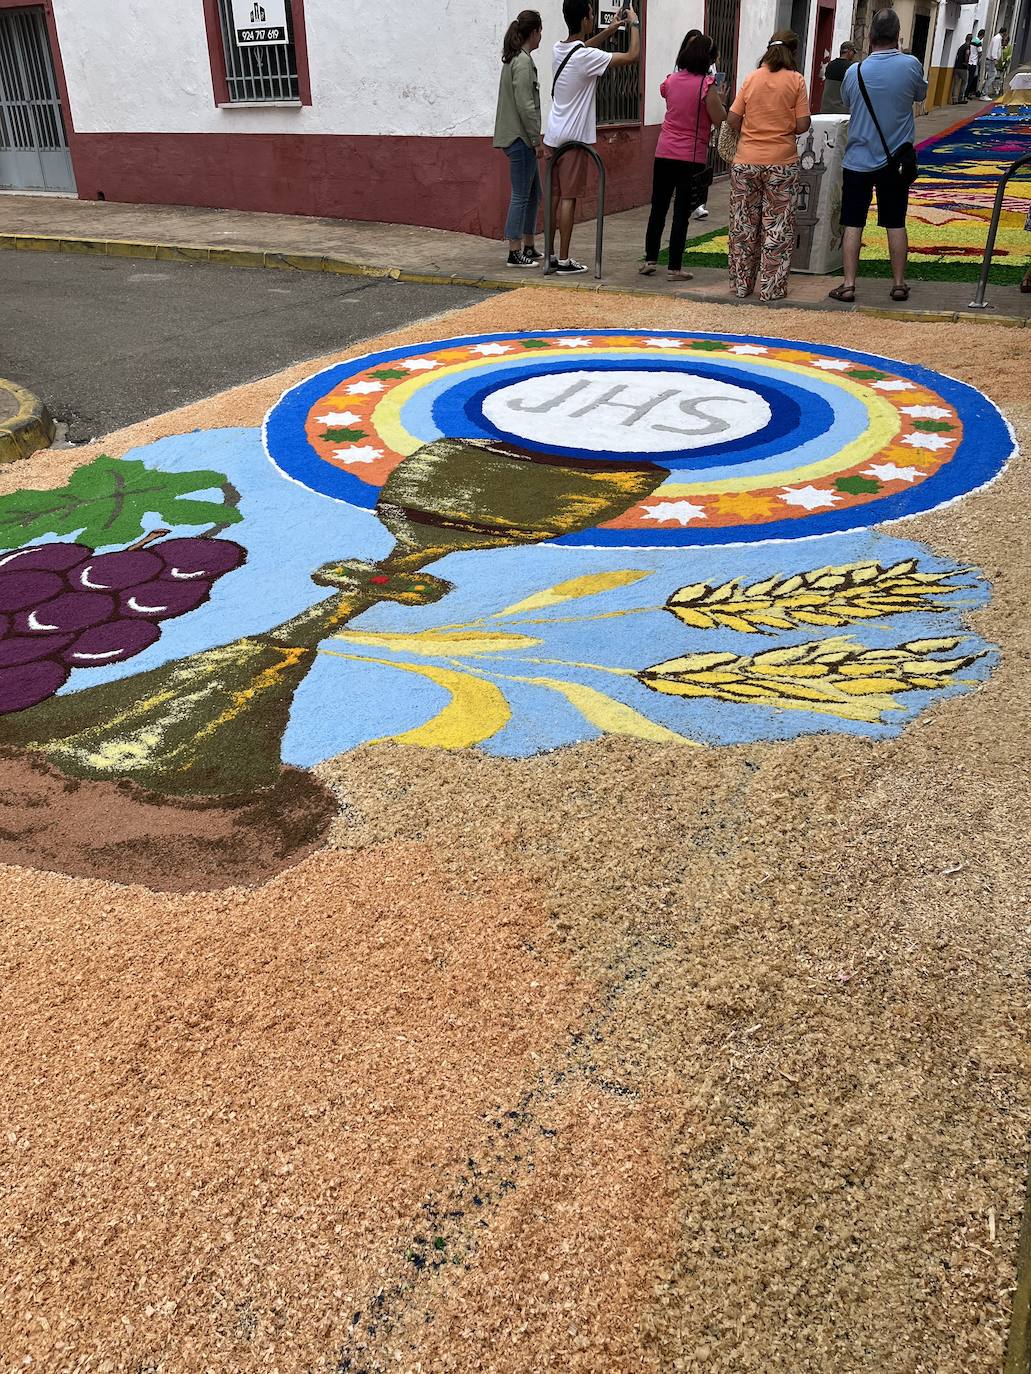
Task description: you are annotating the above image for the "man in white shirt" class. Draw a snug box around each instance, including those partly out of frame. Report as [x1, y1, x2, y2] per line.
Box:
[544, 0, 641, 272]
[982, 30, 1007, 98]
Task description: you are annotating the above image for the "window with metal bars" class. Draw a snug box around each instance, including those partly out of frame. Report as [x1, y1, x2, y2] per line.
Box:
[215, 0, 300, 103]
[596, 3, 645, 126]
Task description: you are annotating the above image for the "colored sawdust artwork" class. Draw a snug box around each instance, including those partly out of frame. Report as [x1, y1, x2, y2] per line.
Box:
[0, 330, 1012, 889]
[682, 105, 1031, 281]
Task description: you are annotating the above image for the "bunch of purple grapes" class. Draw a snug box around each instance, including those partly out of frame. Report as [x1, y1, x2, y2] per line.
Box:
[0, 537, 246, 715]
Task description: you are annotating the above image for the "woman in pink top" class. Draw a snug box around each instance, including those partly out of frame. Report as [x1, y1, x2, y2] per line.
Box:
[641, 32, 726, 279]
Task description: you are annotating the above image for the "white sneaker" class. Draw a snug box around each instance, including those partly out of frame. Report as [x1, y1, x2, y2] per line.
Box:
[692, 205, 709, 221]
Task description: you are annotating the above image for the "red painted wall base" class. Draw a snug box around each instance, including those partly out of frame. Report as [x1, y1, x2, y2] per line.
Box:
[67, 127, 661, 240]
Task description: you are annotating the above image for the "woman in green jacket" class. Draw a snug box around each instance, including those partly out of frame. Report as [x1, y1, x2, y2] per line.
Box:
[493, 11, 545, 267]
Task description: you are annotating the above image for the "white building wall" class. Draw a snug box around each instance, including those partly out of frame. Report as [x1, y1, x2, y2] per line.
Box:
[52, 0, 508, 137]
[54, 0, 813, 143]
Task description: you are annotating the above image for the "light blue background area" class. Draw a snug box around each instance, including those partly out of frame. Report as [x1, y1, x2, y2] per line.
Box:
[44, 427, 994, 767]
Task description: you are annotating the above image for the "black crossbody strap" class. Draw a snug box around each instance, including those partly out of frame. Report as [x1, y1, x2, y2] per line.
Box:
[552, 42, 585, 98]
[856, 61, 893, 165]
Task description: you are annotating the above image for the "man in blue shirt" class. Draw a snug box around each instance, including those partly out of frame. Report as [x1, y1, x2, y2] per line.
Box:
[828, 8, 928, 304]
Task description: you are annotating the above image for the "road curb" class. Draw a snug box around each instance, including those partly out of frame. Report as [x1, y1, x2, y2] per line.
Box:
[0, 376, 55, 464]
[1, 232, 1027, 329]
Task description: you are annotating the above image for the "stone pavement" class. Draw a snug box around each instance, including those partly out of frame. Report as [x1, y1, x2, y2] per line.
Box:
[1, 98, 1027, 325]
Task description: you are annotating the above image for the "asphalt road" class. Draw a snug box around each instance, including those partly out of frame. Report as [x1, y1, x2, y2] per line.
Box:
[0, 252, 490, 444]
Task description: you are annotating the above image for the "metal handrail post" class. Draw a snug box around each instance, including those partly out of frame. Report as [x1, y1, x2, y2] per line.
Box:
[541, 153, 555, 276]
[968, 150, 1031, 308]
[540, 140, 606, 279]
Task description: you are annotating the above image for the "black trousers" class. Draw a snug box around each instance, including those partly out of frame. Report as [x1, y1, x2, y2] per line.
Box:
[645, 157, 707, 271]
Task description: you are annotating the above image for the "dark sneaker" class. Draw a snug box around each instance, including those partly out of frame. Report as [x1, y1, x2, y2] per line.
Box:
[522, 246, 544, 261]
[555, 258, 588, 274]
[506, 250, 536, 268]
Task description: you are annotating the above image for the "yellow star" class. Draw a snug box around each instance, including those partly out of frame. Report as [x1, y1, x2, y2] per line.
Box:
[711, 491, 781, 521]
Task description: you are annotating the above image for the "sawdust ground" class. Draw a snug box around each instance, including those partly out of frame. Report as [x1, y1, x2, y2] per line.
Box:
[0, 291, 1029, 1373]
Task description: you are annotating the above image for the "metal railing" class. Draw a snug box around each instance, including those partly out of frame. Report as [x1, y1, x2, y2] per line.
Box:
[541, 142, 606, 280]
[968, 150, 1031, 308]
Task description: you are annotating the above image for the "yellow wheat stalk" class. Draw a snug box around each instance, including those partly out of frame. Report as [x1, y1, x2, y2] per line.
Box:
[638, 635, 986, 724]
[667, 559, 972, 634]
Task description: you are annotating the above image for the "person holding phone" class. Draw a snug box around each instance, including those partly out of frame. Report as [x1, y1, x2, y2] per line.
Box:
[640, 32, 726, 279]
[543, 0, 641, 272]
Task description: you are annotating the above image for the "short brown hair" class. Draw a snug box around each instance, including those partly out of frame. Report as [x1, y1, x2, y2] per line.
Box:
[760, 29, 800, 72]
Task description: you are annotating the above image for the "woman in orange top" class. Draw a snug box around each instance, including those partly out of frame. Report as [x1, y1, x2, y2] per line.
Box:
[726, 31, 811, 301]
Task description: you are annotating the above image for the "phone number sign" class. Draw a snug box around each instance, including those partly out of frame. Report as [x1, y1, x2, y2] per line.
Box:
[230, 0, 289, 45]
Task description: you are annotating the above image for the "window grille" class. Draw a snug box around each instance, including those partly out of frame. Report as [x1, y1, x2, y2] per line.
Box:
[597, 3, 644, 126]
[215, 0, 299, 103]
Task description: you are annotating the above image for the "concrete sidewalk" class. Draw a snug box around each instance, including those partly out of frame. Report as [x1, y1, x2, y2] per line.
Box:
[2, 98, 1026, 326]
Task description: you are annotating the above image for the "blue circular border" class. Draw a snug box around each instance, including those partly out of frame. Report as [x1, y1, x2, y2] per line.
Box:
[429, 358, 831, 470]
[263, 330, 1014, 546]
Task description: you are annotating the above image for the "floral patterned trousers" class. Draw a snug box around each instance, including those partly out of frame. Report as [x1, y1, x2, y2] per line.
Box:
[728, 162, 800, 301]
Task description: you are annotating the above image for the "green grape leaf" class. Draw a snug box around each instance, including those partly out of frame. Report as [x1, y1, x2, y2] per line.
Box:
[0, 455, 242, 551]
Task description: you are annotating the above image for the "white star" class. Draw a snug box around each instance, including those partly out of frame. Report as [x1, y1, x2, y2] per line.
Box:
[333, 446, 384, 464]
[399, 358, 441, 371]
[556, 336, 593, 348]
[346, 380, 385, 395]
[900, 405, 951, 420]
[901, 432, 954, 452]
[469, 343, 513, 356]
[316, 410, 362, 426]
[872, 379, 915, 392]
[641, 500, 706, 526]
[811, 358, 852, 371]
[779, 485, 841, 510]
[863, 462, 922, 483]
[642, 337, 684, 349]
[728, 344, 768, 355]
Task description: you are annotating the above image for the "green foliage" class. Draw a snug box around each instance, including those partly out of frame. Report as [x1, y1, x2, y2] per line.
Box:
[0, 454, 242, 551]
[519, 338, 550, 349]
[322, 427, 368, 443]
[835, 475, 881, 495]
[370, 368, 409, 380]
[913, 420, 955, 433]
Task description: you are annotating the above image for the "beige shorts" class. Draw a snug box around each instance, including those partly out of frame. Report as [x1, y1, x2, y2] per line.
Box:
[545, 146, 596, 201]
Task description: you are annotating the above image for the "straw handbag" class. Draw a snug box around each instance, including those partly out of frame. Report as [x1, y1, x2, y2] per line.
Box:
[717, 120, 738, 164]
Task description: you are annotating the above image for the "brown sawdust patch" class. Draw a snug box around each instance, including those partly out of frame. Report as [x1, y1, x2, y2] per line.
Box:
[0, 292, 1029, 1371]
[0, 752, 335, 891]
[0, 844, 593, 1371]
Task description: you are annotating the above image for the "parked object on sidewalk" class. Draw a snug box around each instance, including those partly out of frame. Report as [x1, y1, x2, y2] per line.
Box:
[726, 30, 811, 302]
[543, 0, 640, 273]
[791, 117, 849, 275]
[642, 31, 725, 280]
[829, 10, 927, 306]
[494, 11, 546, 267]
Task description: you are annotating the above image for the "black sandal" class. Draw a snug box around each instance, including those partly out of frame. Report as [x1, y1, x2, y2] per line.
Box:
[827, 284, 856, 302]
[889, 284, 911, 301]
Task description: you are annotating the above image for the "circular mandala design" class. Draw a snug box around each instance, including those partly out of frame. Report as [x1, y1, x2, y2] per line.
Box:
[263, 330, 1014, 546]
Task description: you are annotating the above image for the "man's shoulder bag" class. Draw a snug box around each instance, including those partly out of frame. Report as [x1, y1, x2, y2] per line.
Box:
[552, 42, 585, 98]
[856, 61, 918, 187]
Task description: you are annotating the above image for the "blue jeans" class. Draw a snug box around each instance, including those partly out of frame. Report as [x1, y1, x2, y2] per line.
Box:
[503, 139, 541, 242]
